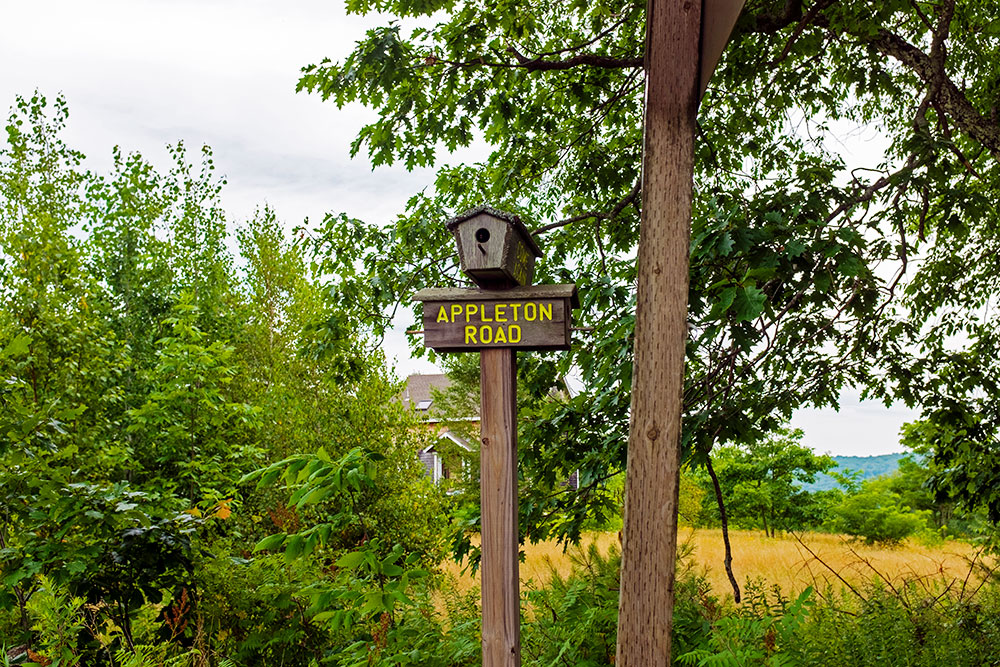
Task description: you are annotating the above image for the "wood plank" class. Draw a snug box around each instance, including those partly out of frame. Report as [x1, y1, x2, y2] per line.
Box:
[414, 285, 579, 352]
[616, 0, 700, 664]
[480, 348, 520, 667]
[413, 284, 579, 305]
[421, 298, 570, 352]
[699, 0, 746, 97]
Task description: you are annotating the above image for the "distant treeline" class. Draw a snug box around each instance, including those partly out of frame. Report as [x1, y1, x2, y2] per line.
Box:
[802, 453, 908, 492]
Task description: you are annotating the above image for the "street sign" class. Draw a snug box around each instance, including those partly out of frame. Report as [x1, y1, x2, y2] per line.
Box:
[412, 206, 578, 667]
[413, 285, 579, 352]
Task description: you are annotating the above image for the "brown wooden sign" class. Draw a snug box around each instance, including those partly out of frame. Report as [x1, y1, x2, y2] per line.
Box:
[413, 284, 579, 353]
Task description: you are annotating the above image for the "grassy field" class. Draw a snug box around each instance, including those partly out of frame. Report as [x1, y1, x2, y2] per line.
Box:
[443, 528, 990, 600]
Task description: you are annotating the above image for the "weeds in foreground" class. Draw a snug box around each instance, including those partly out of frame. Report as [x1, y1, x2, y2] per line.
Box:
[11, 531, 999, 666]
[678, 542, 1000, 667]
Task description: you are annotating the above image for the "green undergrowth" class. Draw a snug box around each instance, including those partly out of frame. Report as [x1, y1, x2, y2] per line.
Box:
[526, 544, 1000, 667]
[8, 536, 999, 666]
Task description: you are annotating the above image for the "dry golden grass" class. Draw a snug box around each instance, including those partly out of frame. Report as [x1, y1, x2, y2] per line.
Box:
[678, 528, 987, 598]
[442, 528, 990, 600]
[441, 532, 617, 595]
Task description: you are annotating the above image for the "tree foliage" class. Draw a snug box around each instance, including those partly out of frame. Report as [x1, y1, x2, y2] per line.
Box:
[0, 94, 447, 664]
[295, 0, 1000, 541]
[698, 428, 835, 537]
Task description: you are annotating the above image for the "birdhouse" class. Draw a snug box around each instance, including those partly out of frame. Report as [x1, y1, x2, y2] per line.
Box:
[446, 205, 543, 289]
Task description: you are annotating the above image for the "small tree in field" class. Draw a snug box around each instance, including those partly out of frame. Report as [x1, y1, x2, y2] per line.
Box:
[701, 428, 835, 537]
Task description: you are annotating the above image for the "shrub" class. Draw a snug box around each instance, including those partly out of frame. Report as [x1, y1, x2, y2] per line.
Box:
[787, 580, 1000, 666]
[194, 550, 328, 666]
[518, 537, 722, 665]
[683, 555, 1000, 667]
[522, 543, 621, 665]
[825, 489, 930, 545]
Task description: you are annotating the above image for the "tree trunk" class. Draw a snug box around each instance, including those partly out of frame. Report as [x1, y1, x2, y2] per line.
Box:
[615, 0, 701, 663]
[706, 455, 741, 603]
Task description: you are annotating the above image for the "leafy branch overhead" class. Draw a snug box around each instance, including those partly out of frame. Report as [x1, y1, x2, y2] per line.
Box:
[298, 0, 1000, 539]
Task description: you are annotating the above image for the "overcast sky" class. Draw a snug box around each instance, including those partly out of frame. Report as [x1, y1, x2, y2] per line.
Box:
[0, 0, 917, 456]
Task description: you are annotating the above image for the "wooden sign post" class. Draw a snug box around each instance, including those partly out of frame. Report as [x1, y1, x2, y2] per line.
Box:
[413, 206, 578, 667]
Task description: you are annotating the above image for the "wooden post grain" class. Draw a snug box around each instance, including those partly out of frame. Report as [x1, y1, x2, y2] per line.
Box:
[616, 0, 700, 664]
[480, 348, 520, 667]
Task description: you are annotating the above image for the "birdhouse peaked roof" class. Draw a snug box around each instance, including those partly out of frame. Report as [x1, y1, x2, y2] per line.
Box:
[445, 204, 543, 258]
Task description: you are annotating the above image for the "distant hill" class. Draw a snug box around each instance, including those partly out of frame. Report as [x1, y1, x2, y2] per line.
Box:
[802, 453, 908, 492]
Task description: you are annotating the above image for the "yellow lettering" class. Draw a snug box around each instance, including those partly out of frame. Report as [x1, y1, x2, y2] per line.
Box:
[509, 325, 521, 343]
[464, 326, 478, 344]
[494, 326, 507, 343]
[481, 303, 493, 322]
[451, 304, 463, 322]
[466, 304, 479, 321]
[525, 303, 537, 321]
[495, 304, 507, 322]
[540, 303, 552, 321]
[480, 325, 493, 344]
[437, 306, 449, 323]
[511, 303, 521, 321]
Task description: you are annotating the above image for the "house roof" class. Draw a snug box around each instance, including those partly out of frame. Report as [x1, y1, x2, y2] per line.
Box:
[402, 373, 476, 421]
[422, 429, 473, 453]
[401, 374, 451, 409]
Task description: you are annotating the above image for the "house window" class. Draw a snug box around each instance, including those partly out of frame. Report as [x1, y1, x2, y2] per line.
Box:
[433, 453, 443, 483]
[416, 399, 433, 410]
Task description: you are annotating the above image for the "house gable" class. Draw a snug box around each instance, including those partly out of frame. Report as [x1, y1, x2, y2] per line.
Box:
[418, 430, 472, 483]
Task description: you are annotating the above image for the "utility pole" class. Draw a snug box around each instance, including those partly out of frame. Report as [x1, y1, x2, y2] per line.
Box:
[616, 0, 743, 663]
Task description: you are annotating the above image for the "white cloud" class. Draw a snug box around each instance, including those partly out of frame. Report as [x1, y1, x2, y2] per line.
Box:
[0, 0, 423, 222]
[792, 389, 918, 457]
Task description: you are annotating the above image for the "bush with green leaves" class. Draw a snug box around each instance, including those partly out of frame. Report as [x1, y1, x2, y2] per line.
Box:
[790, 580, 1000, 667]
[671, 560, 1000, 667]
[193, 550, 330, 666]
[824, 483, 932, 546]
[677, 584, 814, 667]
[242, 446, 457, 665]
[24, 575, 86, 667]
[0, 473, 201, 653]
[0, 94, 451, 664]
[521, 543, 621, 665]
